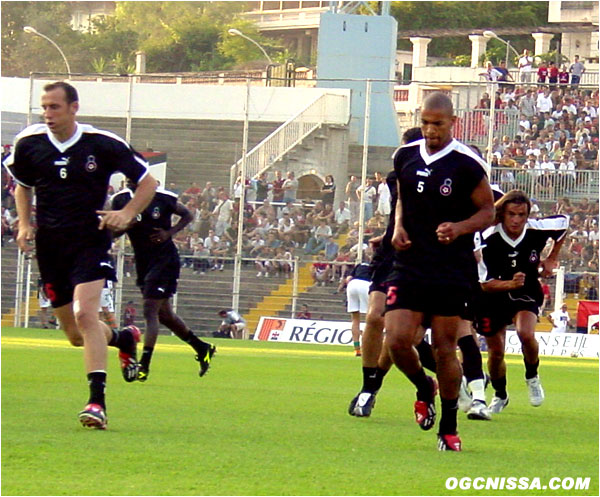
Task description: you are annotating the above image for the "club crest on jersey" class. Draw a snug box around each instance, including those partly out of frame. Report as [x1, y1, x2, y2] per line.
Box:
[529, 250, 539, 263]
[152, 207, 161, 219]
[440, 178, 452, 196]
[85, 155, 97, 172]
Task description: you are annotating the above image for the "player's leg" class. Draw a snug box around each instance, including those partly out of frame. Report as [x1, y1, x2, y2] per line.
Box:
[515, 310, 544, 406]
[385, 308, 437, 431]
[156, 298, 216, 377]
[350, 311, 362, 356]
[485, 328, 510, 413]
[431, 315, 462, 445]
[457, 322, 490, 419]
[137, 297, 163, 380]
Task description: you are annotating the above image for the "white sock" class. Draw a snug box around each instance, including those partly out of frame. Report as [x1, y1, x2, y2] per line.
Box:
[469, 378, 486, 403]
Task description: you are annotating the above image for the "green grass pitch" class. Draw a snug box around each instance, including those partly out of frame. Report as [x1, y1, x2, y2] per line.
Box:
[2, 327, 598, 496]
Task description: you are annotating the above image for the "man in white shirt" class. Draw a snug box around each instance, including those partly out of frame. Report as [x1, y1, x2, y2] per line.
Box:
[334, 200, 352, 233]
[536, 88, 553, 114]
[212, 191, 234, 236]
[547, 304, 571, 334]
[518, 49, 533, 83]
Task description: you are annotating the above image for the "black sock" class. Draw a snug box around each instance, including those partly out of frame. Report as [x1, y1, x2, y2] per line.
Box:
[140, 347, 154, 369]
[87, 371, 107, 409]
[491, 376, 508, 399]
[524, 358, 539, 380]
[184, 330, 207, 353]
[415, 340, 436, 374]
[407, 368, 433, 402]
[438, 397, 458, 435]
[375, 366, 389, 386]
[361, 366, 387, 394]
[458, 335, 484, 382]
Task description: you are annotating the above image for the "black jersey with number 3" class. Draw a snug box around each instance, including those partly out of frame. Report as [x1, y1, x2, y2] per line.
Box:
[3, 123, 148, 232]
[478, 216, 568, 301]
[392, 138, 488, 287]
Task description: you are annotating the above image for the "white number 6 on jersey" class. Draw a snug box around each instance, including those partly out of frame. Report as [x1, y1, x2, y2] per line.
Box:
[59, 167, 67, 179]
[417, 180, 424, 193]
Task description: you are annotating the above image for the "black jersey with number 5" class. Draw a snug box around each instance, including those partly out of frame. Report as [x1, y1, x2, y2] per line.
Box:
[478, 216, 568, 301]
[3, 123, 148, 233]
[392, 138, 489, 287]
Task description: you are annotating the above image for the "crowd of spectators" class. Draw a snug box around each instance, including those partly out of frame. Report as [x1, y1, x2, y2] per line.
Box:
[476, 58, 598, 202]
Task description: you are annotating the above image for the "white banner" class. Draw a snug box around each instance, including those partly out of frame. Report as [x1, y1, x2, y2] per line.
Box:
[505, 330, 599, 358]
[254, 317, 364, 346]
[255, 317, 599, 358]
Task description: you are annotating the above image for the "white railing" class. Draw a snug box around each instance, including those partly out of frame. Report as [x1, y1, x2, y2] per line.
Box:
[230, 92, 349, 187]
[489, 167, 599, 202]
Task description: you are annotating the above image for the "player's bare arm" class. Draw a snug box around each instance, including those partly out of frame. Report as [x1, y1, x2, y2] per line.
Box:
[481, 271, 526, 292]
[150, 201, 192, 244]
[97, 174, 157, 231]
[14, 185, 34, 252]
[368, 234, 383, 249]
[436, 176, 494, 244]
[391, 178, 411, 250]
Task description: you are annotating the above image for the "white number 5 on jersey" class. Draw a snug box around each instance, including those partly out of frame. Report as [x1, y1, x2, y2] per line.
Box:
[417, 180, 424, 193]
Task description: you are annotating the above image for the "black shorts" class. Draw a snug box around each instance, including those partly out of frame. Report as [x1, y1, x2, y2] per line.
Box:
[136, 254, 180, 289]
[368, 245, 393, 294]
[140, 278, 178, 300]
[474, 291, 542, 337]
[35, 228, 116, 308]
[385, 278, 470, 317]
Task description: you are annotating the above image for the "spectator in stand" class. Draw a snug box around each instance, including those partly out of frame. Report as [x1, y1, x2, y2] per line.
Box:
[255, 172, 270, 203]
[558, 65, 570, 89]
[321, 174, 336, 206]
[123, 300, 137, 327]
[345, 175, 360, 224]
[212, 191, 234, 236]
[537, 60, 548, 84]
[311, 254, 332, 286]
[519, 89, 536, 121]
[547, 61, 559, 90]
[277, 211, 296, 237]
[296, 304, 312, 319]
[271, 170, 285, 205]
[323, 234, 339, 262]
[518, 49, 534, 83]
[536, 87, 553, 114]
[334, 200, 352, 234]
[200, 181, 217, 211]
[569, 55, 586, 89]
[304, 218, 333, 255]
[282, 171, 298, 204]
[316, 202, 335, 226]
[182, 181, 201, 204]
[495, 60, 514, 90]
[192, 239, 211, 274]
[357, 177, 377, 222]
[203, 228, 219, 265]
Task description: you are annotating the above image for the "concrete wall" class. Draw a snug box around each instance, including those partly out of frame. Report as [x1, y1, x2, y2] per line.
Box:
[0, 77, 350, 122]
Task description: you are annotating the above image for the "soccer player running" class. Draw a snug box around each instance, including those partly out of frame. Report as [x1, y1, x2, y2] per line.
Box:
[385, 92, 495, 451]
[475, 190, 568, 412]
[111, 181, 216, 382]
[3, 81, 158, 429]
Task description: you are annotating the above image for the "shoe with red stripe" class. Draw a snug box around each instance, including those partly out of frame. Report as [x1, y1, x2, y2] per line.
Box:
[414, 375, 437, 431]
[437, 433, 462, 451]
[118, 326, 141, 382]
[78, 403, 107, 430]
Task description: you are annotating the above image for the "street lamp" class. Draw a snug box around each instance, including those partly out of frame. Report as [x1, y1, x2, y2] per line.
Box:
[228, 28, 273, 65]
[483, 30, 520, 67]
[23, 26, 71, 75]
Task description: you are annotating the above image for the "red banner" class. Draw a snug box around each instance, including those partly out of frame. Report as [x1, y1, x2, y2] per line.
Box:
[577, 301, 599, 331]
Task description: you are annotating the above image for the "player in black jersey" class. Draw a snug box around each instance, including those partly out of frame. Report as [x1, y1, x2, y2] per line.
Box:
[385, 93, 495, 451]
[3, 81, 157, 429]
[112, 182, 216, 381]
[475, 190, 568, 412]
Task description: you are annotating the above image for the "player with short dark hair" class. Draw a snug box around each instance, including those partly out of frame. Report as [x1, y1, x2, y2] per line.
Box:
[475, 190, 568, 412]
[112, 182, 216, 381]
[3, 81, 158, 429]
[385, 92, 495, 451]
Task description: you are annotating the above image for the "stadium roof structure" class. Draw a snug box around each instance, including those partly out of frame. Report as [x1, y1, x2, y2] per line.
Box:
[396, 23, 597, 39]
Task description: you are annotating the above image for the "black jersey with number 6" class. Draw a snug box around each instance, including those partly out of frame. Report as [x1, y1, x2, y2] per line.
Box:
[3, 123, 149, 233]
[392, 138, 489, 287]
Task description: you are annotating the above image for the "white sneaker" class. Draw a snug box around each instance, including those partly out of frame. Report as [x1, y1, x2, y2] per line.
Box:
[467, 400, 492, 420]
[526, 376, 545, 407]
[256, 272, 262, 277]
[458, 376, 472, 412]
[489, 395, 509, 414]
